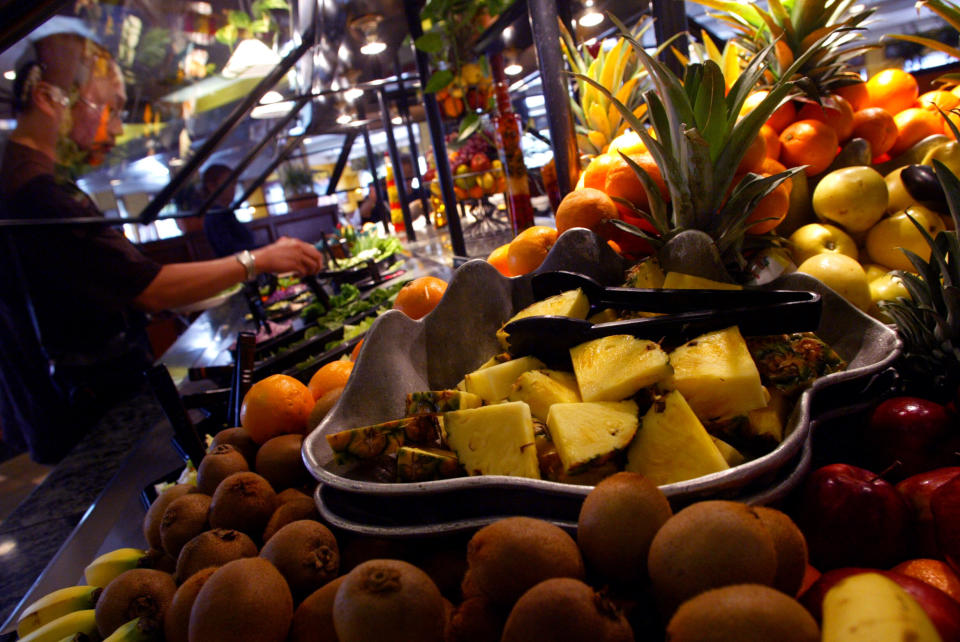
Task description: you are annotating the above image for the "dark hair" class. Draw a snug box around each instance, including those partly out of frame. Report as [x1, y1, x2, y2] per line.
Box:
[202, 163, 233, 189]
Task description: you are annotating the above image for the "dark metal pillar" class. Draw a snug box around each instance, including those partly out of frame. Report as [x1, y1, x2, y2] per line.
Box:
[402, 0, 467, 257]
[377, 87, 416, 240]
[325, 131, 359, 196]
[393, 60, 431, 221]
[527, 0, 578, 198]
[652, 0, 689, 77]
[356, 100, 392, 229]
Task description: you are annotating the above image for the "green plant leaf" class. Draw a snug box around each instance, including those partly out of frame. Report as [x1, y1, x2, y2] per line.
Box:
[250, 16, 272, 34]
[458, 111, 481, 141]
[228, 10, 252, 29]
[884, 34, 960, 61]
[423, 69, 454, 93]
[934, 159, 960, 234]
[415, 31, 445, 54]
[618, 151, 670, 233]
[215, 24, 239, 47]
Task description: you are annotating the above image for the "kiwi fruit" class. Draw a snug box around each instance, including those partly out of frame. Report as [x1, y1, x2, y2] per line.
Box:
[288, 575, 345, 642]
[501, 578, 634, 642]
[263, 498, 322, 543]
[189, 557, 293, 642]
[95, 568, 177, 637]
[666, 583, 820, 641]
[255, 434, 312, 491]
[338, 535, 412, 575]
[333, 558, 445, 642]
[308, 386, 344, 431]
[276, 488, 312, 504]
[197, 444, 250, 495]
[209, 471, 277, 541]
[445, 594, 509, 642]
[754, 506, 809, 597]
[210, 426, 259, 467]
[647, 500, 778, 616]
[140, 548, 177, 575]
[174, 528, 258, 584]
[260, 520, 339, 600]
[163, 566, 216, 642]
[466, 517, 585, 607]
[160, 493, 212, 558]
[577, 471, 672, 586]
[144, 484, 195, 550]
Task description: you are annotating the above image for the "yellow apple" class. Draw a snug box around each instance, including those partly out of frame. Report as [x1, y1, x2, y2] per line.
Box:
[788, 223, 859, 265]
[863, 263, 894, 282]
[812, 166, 888, 233]
[869, 272, 911, 321]
[884, 166, 918, 214]
[796, 253, 872, 312]
[865, 204, 945, 272]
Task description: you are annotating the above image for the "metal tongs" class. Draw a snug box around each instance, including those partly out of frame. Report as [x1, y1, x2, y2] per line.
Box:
[505, 271, 822, 365]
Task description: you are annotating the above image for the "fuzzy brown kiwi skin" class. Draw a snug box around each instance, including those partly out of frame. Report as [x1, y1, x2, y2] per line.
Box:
[276, 488, 312, 504]
[260, 520, 339, 600]
[208, 471, 277, 542]
[160, 493, 212, 558]
[289, 575, 345, 642]
[197, 444, 250, 495]
[144, 484, 195, 550]
[174, 528, 258, 584]
[95, 568, 177, 638]
[255, 434, 312, 492]
[263, 498, 321, 544]
[163, 567, 217, 642]
[210, 426, 259, 467]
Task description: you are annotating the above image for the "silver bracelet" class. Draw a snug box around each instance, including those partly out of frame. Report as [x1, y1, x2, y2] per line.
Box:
[235, 249, 257, 281]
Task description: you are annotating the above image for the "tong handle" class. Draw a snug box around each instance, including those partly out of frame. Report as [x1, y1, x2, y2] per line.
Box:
[228, 332, 257, 427]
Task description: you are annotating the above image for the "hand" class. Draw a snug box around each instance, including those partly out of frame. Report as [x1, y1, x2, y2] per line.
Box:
[254, 236, 324, 277]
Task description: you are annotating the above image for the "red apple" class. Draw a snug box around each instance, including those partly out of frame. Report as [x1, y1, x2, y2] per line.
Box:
[932, 475, 960, 577]
[798, 463, 909, 570]
[866, 396, 959, 480]
[897, 467, 960, 558]
[469, 152, 492, 173]
[800, 568, 960, 640]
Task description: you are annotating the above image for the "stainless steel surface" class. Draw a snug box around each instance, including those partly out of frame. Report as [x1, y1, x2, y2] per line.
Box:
[304, 229, 902, 533]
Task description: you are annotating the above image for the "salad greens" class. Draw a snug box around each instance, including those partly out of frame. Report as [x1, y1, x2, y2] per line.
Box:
[325, 236, 404, 271]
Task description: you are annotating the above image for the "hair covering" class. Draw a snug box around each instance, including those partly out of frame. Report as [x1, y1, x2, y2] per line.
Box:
[12, 33, 114, 113]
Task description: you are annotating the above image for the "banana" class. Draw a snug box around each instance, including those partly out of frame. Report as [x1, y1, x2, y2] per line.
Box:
[17, 585, 101, 637]
[103, 617, 162, 641]
[821, 572, 942, 642]
[17, 609, 98, 642]
[84, 548, 147, 588]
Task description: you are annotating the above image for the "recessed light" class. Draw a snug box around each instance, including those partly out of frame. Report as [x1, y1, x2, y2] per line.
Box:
[392, 115, 403, 125]
[3, 70, 15, 81]
[344, 87, 364, 101]
[360, 41, 387, 55]
[579, 11, 603, 27]
[336, 113, 353, 124]
[504, 63, 523, 76]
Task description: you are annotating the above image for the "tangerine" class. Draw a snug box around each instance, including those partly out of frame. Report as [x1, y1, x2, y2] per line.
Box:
[486, 243, 513, 276]
[240, 374, 316, 444]
[917, 90, 960, 114]
[744, 176, 791, 235]
[851, 107, 899, 156]
[796, 94, 855, 142]
[835, 81, 870, 111]
[891, 107, 945, 155]
[507, 225, 558, 275]
[890, 559, 960, 603]
[761, 157, 793, 194]
[779, 119, 839, 176]
[606, 239, 623, 255]
[555, 188, 619, 237]
[308, 358, 354, 400]
[737, 132, 768, 174]
[741, 90, 797, 132]
[581, 154, 618, 191]
[350, 339, 364, 361]
[604, 153, 668, 217]
[760, 124, 781, 160]
[393, 276, 448, 319]
[865, 68, 919, 115]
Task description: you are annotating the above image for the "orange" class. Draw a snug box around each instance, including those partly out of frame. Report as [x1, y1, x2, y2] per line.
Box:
[891, 559, 960, 603]
[761, 157, 793, 194]
[835, 81, 870, 111]
[604, 153, 668, 217]
[393, 275, 448, 319]
[582, 154, 618, 191]
[796, 94, 855, 142]
[917, 90, 960, 114]
[240, 374, 315, 444]
[737, 132, 768, 174]
[307, 359, 354, 400]
[891, 107, 945, 155]
[507, 225, 558, 275]
[744, 175, 791, 235]
[467, 184, 485, 199]
[555, 187, 619, 237]
[865, 68, 919, 116]
[486, 243, 513, 276]
[606, 239, 623, 255]
[779, 119, 839, 176]
[741, 90, 797, 132]
[851, 107, 899, 156]
[350, 338, 364, 361]
[760, 124, 781, 160]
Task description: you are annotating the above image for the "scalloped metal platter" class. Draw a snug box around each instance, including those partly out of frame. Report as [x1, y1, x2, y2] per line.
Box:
[303, 229, 901, 535]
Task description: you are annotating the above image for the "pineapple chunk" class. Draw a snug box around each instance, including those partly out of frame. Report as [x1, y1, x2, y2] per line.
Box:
[744, 388, 790, 445]
[623, 257, 665, 289]
[588, 308, 620, 324]
[463, 355, 545, 403]
[546, 400, 639, 475]
[508, 369, 582, 422]
[396, 447, 464, 482]
[443, 401, 540, 478]
[477, 352, 514, 370]
[405, 390, 483, 415]
[625, 390, 730, 485]
[662, 272, 743, 290]
[570, 335, 672, 402]
[326, 415, 444, 465]
[496, 288, 590, 350]
[668, 326, 767, 422]
[711, 436, 746, 467]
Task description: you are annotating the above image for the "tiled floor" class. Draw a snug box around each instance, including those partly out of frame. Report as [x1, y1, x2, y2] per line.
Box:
[0, 454, 51, 526]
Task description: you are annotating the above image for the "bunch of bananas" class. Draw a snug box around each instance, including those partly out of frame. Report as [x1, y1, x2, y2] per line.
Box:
[561, 18, 653, 156]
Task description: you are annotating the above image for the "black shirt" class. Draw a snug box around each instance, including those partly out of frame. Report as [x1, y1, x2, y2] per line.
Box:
[203, 208, 256, 258]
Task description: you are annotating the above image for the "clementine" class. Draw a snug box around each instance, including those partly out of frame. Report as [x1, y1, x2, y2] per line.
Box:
[865, 68, 919, 115]
[507, 225, 558, 275]
[604, 153, 668, 217]
[240, 374, 316, 444]
[737, 132, 769, 174]
[581, 154, 619, 191]
[555, 188, 619, 237]
[606, 239, 623, 255]
[745, 176, 791, 235]
[891, 107, 945, 156]
[760, 124, 781, 160]
[851, 107, 899, 156]
[393, 276, 448, 319]
[779, 119, 839, 176]
[891, 559, 960, 603]
[796, 94, 855, 142]
[350, 338, 364, 361]
[486, 243, 513, 276]
[835, 81, 870, 111]
[917, 90, 960, 114]
[307, 358, 354, 401]
[741, 90, 797, 132]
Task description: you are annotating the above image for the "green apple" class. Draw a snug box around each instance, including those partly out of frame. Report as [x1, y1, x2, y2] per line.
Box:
[865, 204, 946, 272]
[812, 166, 888, 233]
[796, 253, 872, 312]
[788, 223, 859, 266]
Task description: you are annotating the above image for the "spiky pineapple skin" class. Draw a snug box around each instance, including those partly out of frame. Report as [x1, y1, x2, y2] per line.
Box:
[326, 415, 444, 465]
[405, 390, 483, 415]
[746, 332, 847, 395]
[396, 447, 464, 482]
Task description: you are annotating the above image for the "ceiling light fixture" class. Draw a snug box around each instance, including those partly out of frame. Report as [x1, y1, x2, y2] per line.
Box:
[222, 38, 281, 78]
[504, 62, 523, 76]
[353, 14, 387, 55]
[336, 113, 353, 125]
[504, 48, 523, 76]
[579, 0, 604, 27]
[392, 115, 403, 125]
[3, 70, 15, 80]
[259, 90, 284, 105]
[343, 87, 364, 101]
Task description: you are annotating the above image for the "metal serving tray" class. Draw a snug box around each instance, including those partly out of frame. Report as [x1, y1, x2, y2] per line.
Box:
[303, 229, 901, 533]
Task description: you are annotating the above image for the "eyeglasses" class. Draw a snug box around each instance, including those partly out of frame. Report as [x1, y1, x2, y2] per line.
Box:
[77, 96, 129, 123]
